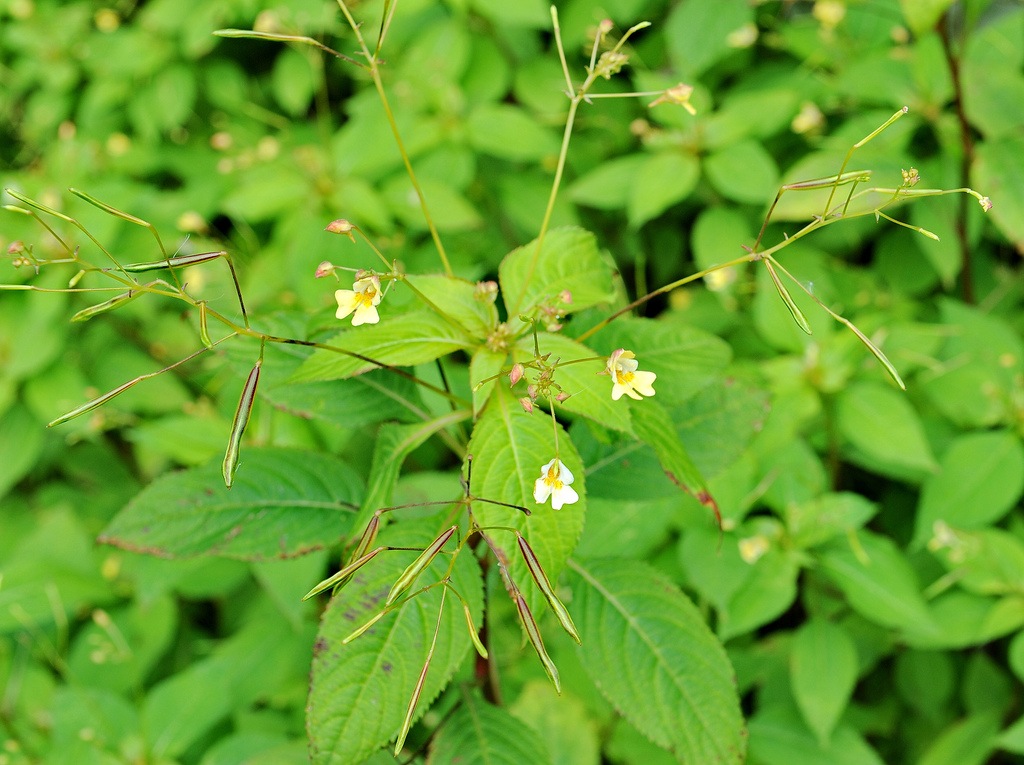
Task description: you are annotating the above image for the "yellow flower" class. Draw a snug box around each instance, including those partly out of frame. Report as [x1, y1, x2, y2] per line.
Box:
[533, 458, 579, 510]
[606, 348, 657, 401]
[335, 274, 382, 326]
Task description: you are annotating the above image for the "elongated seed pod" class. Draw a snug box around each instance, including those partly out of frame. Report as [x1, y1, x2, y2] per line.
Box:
[342, 609, 388, 644]
[385, 526, 458, 607]
[514, 590, 560, 693]
[302, 547, 384, 601]
[394, 587, 448, 757]
[119, 251, 226, 273]
[70, 280, 158, 322]
[222, 358, 262, 489]
[764, 258, 811, 335]
[461, 598, 488, 659]
[517, 534, 580, 644]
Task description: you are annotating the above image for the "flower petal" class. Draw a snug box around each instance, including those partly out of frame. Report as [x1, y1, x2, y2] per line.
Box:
[551, 484, 579, 510]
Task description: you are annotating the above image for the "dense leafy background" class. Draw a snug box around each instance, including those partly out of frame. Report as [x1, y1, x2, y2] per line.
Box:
[2, 0, 1023, 763]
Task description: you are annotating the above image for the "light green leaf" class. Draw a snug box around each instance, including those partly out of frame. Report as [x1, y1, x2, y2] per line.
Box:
[915, 431, 1024, 544]
[664, 0, 753, 77]
[308, 521, 481, 765]
[818, 531, 935, 632]
[748, 708, 886, 765]
[903, 592, 1024, 649]
[786, 493, 877, 549]
[930, 528, 1024, 596]
[0, 404, 44, 500]
[916, 713, 1000, 765]
[291, 312, 473, 383]
[596, 317, 732, 405]
[514, 332, 633, 434]
[466, 103, 559, 162]
[836, 381, 937, 476]
[271, 47, 315, 116]
[973, 136, 1024, 249]
[100, 448, 362, 560]
[467, 389, 585, 613]
[429, 691, 551, 764]
[720, 546, 799, 640]
[499, 226, 616, 319]
[790, 619, 859, 747]
[383, 176, 483, 232]
[357, 412, 472, 529]
[510, 682, 600, 765]
[570, 154, 647, 211]
[406, 274, 498, 338]
[705, 140, 780, 204]
[899, 0, 956, 36]
[569, 558, 745, 765]
[631, 397, 708, 498]
[470, 346, 507, 416]
[627, 151, 700, 228]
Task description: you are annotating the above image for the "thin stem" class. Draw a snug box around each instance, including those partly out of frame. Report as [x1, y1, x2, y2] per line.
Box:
[336, 0, 453, 276]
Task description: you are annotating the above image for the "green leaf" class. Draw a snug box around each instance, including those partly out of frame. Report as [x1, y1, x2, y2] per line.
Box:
[914, 430, 1024, 544]
[930, 528, 1024, 596]
[719, 545, 799, 641]
[509, 682, 600, 765]
[429, 691, 551, 764]
[466, 103, 559, 162]
[499, 227, 615, 319]
[790, 619, 858, 747]
[704, 140, 780, 205]
[357, 412, 472, 529]
[973, 136, 1024, 249]
[272, 47, 315, 116]
[467, 389, 585, 613]
[916, 713, 1000, 765]
[903, 591, 1024, 649]
[631, 397, 709, 498]
[748, 708, 886, 765]
[626, 151, 700, 228]
[405, 274, 498, 338]
[0, 404, 44, 500]
[664, 0, 753, 77]
[570, 154, 647, 211]
[835, 381, 937, 476]
[569, 558, 745, 765]
[100, 448, 362, 560]
[514, 332, 633, 434]
[818, 531, 935, 633]
[596, 317, 732, 405]
[308, 521, 481, 765]
[899, 0, 956, 36]
[384, 176, 483, 232]
[470, 346, 507, 416]
[786, 493, 877, 549]
[291, 312, 473, 383]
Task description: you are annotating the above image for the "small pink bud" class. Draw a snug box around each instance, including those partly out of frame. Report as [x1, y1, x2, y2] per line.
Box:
[7, 241, 24, 255]
[555, 392, 570, 403]
[519, 397, 534, 413]
[325, 219, 355, 241]
[474, 280, 498, 302]
[599, 18, 614, 34]
[509, 364, 525, 386]
[559, 290, 572, 304]
[527, 384, 538, 400]
[979, 196, 993, 212]
[315, 261, 335, 278]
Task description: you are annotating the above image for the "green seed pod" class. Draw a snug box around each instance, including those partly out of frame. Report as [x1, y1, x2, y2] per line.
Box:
[385, 525, 457, 607]
[222, 358, 262, 489]
[514, 590, 560, 694]
[517, 534, 580, 644]
[198, 301, 214, 349]
[70, 285, 149, 322]
[302, 547, 383, 601]
[120, 251, 226, 273]
[461, 598, 488, 659]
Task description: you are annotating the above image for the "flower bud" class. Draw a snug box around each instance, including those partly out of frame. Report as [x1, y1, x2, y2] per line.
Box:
[315, 260, 336, 278]
[519, 397, 534, 413]
[555, 391, 570, 403]
[527, 384, 538, 400]
[474, 280, 498, 302]
[559, 290, 572, 304]
[979, 196, 993, 212]
[509, 363, 525, 386]
[325, 218, 355, 241]
[7, 240, 24, 255]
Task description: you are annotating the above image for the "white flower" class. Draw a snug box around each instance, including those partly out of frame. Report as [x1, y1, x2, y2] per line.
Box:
[606, 348, 657, 401]
[335, 274, 382, 326]
[533, 458, 579, 510]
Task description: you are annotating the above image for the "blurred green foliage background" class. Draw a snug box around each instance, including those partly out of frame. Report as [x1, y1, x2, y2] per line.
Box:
[2, 0, 1024, 763]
